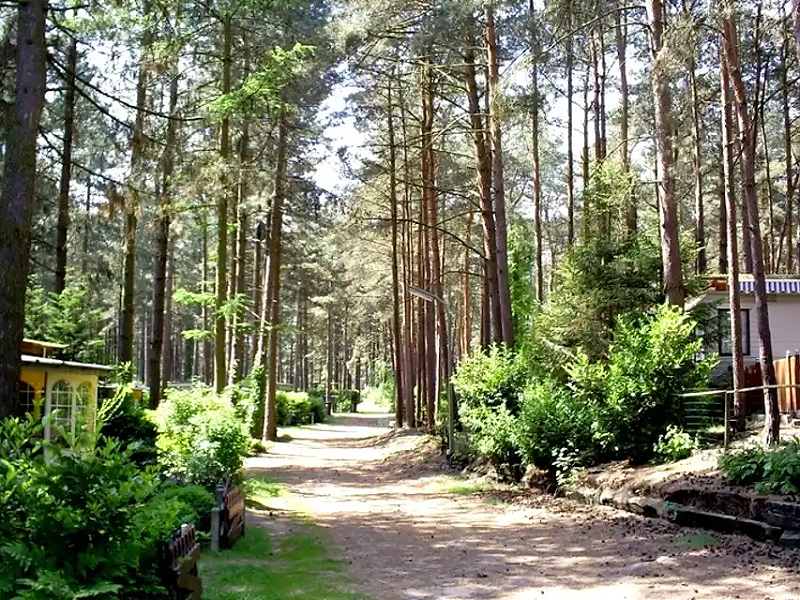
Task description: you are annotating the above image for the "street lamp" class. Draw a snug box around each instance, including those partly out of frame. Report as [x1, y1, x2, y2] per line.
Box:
[408, 285, 456, 467]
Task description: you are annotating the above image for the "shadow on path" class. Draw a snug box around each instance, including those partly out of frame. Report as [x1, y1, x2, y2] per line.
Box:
[246, 413, 800, 600]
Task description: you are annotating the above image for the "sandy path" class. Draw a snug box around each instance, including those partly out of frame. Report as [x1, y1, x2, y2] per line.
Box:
[246, 414, 800, 600]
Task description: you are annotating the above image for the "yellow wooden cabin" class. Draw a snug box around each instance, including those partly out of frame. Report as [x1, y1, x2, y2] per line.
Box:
[20, 339, 113, 438]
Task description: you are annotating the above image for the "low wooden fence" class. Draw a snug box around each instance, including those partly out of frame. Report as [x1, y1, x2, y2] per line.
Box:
[742, 354, 800, 414]
[211, 477, 245, 551]
[159, 524, 202, 599]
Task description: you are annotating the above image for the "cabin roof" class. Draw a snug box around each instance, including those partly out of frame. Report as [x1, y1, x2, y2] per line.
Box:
[21, 354, 113, 372]
[707, 277, 800, 295]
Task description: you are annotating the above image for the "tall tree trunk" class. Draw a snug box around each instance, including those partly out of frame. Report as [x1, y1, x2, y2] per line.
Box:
[566, 3, 575, 245]
[686, 9, 706, 274]
[162, 243, 174, 387]
[783, 5, 795, 273]
[148, 49, 179, 409]
[616, 0, 634, 233]
[582, 68, 591, 238]
[120, 0, 152, 370]
[530, 0, 543, 303]
[263, 112, 288, 442]
[721, 3, 779, 444]
[202, 217, 212, 383]
[465, 46, 500, 344]
[0, 0, 47, 416]
[722, 56, 745, 424]
[485, 4, 514, 346]
[646, 0, 685, 306]
[55, 33, 77, 294]
[231, 118, 249, 384]
[718, 156, 729, 273]
[387, 74, 404, 428]
[214, 12, 232, 393]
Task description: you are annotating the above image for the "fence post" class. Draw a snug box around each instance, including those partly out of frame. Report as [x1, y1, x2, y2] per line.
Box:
[724, 391, 730, 450]
[211, 482, 225, 553]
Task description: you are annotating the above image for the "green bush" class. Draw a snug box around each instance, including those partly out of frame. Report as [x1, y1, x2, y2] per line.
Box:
[720, 440, 800, 494]
[514, 378, 594, 473]
[652, 426, 698, 464]
[276, 391, 325, 426]
[153, 482, 216, 532]
[154, 387, 250, 489]
[337, 389, 360, 412]
[0, 420, 181, 599]
[570, 305, 713, 463]
[102, 400, 159, 467]
[453, 346, 528, 415]
[459, 404, 519, 467]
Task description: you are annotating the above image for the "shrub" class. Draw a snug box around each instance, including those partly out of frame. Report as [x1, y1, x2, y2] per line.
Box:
[570, 305, 714, 463]
[453, 346, 528, 415]
[720, 440, 800, 494]
[514, 378, 594, 474]
[652, 426, 698, 464]
[154, 387, 250, 488]
[102, 400, 159, 467]
[276, 391, 325, 426]
[458, 404, 519, 467]
[152, 482, 216, 532]
[0, 426, 178, 599]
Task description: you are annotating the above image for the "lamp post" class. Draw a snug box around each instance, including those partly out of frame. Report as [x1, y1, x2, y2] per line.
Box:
[408, 286, 456, 466]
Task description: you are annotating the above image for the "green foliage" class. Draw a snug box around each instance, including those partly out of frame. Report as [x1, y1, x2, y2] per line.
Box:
[720, 440, 800, 494]
[207, 44, 315, 118]
[540, 235, 663, 361]
[152, 482, 216, 532]
[514, 378, 594, 473]
[652, 426, 698, 464]
[453, 346, 528, 415]
[276, 391, 325, 426]
[571, 305, 713, 463]
[453, 306, 712, 475]
[24, 281, 106, 363]
[508, 219, 537, 345]
[101, 401, 159, 467]
[336, 389, 360, 412]
[0, 419, 180, 599]
[154, 387, 250, 489]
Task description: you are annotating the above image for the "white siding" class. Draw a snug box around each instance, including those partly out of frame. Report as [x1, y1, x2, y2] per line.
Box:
[706, 291, 800, 364]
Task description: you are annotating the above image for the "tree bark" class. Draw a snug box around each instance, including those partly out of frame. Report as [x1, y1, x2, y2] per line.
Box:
[465, 46, 500, 344]
[0, 0, 47, 416]
[485, 4, 514, 346]
[722, 56, 745, 423]
[646, 0, 685, 306]
[566, 3, 575, 245]
[120, 0, 152, 370]
[55, 33, 77, 294]
[616, 0, 633, 234]
[148, 57, 179, 409]
[263, 111, 289, 442]
[215, 12, 232, 393]
[231, 118, 249, 384]
[530, 0, 543, 303]
[387, 74, 404, 427]
[721, 3, 779, 444]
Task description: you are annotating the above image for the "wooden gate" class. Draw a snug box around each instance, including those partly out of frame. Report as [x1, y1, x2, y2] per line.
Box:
[159, 524, 202, 599]
[214, 477, 245, 550]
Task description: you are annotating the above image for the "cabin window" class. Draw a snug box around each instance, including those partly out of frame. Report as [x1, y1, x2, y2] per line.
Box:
[717, 308, 750, 356]
[19, 382, 35, 416]
[50, 380, 74, 435]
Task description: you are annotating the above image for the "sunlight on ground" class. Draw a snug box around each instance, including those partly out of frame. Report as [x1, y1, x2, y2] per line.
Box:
[203, 476, 368, 599]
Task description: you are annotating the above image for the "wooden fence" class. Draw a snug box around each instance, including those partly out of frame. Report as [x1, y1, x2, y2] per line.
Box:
[159, 524, 202, 599]
[742, 354, 800, 414]
[211, 477, 245, 551]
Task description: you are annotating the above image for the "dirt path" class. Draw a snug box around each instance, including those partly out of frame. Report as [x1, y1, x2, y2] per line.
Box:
[246, 414, 800, 600]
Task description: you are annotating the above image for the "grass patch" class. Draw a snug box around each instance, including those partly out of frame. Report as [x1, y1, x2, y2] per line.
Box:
[202, 525, 368, 600]
[245, 477, 284, 502]
[432, 477, 496, 495]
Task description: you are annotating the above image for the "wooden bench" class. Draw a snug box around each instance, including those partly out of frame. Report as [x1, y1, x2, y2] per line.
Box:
[159, 524, 202, 599]
[211, 477, 245, 550]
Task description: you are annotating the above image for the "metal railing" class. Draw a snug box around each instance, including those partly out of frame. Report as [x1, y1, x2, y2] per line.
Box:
[678, 384, 800, 448]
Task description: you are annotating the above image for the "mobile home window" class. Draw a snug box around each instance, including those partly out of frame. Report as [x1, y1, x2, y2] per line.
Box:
[717, 308, 750, 356]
